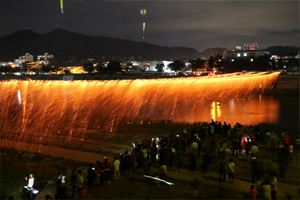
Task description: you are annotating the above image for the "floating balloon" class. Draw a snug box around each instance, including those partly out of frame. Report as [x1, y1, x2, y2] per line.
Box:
[140, 9, 146, 15]
[60, 0, 63, 14]
[140, 9, 147, 40]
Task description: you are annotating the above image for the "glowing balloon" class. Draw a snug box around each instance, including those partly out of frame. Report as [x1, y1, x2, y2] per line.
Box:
[60, 0, 63, 14]
[140, 9, 146, 15]
[143, 22, 146, 32]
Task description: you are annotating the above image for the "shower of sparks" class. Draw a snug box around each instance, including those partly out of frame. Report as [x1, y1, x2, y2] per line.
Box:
[0, 72, 280, 146]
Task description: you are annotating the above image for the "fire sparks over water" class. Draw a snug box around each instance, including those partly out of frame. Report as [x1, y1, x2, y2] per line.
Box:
[0, 72, 280, 145]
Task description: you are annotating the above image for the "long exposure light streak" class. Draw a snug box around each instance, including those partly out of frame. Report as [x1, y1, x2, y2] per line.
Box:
[0, 72, 280, 145]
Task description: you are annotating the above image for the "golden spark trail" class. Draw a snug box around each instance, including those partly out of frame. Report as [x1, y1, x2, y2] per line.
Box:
[0, 72, 280, 144]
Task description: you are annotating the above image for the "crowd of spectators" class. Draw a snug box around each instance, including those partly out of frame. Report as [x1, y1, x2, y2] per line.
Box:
[19, 119, 298, 200]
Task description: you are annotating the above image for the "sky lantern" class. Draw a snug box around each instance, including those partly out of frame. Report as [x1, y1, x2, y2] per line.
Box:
[60, 0, 63, 14]
[140, 9, 146, 40]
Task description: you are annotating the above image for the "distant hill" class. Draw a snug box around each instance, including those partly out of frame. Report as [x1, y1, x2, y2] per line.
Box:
[201, 47, 227, 59]
[0, 29, 200, 61]
[264, 46, 300, 56]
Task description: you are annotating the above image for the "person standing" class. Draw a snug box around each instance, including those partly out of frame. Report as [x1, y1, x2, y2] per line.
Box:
[223, 122, 228, 136]
[251, 143, 258, 157]
[245, 138, 251, 157]
[256, 177, 263, 199]
[228, 158, 235, 183]
[113, 156, 121, 181]
[252, 157, 260, 183]
[279, 145, 290, 178]
[76, 170, 84, 199]
[250, 185, 256, 200]
[260, 179, 271, 200]
[218, 142, 223, 160]
[97, 161, 105, 187]
[219, 157, 226, 183]
[269, 173, 277, 200]
[70, 169, 77, 199]
[87, 164, 95, 190]
[151, 141, 157, 163]
[54, 173, 62, 196]
[202, 148, 212, 173]
[124, 151, 132, 176]
[103, 157, 111, 183]
[57, 174, 67, 200]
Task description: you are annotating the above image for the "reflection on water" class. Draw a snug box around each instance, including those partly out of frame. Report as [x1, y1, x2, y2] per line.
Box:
[206, 95, 299, 128]
[211, 102, 222, 120]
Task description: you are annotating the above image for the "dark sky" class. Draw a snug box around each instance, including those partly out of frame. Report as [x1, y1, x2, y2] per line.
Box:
[0, 0, 299, 52]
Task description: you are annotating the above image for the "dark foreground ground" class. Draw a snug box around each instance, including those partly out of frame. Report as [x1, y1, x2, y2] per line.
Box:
[1, 122, 299, 200]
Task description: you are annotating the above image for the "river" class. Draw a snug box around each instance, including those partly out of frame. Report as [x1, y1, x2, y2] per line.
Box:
[202, 95, 299, 128]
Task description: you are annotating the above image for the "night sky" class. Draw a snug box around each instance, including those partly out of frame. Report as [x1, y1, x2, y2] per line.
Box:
[0, 0, 299, 51]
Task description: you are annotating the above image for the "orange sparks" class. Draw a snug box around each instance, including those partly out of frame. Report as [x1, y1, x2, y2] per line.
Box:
[0, 72, 280, 144]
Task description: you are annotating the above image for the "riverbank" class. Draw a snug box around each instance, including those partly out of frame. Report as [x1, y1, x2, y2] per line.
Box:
[1, 130, 299, 200]
[1, 122, 299, 157]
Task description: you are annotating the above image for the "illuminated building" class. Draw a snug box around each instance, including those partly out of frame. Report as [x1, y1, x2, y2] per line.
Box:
[223, 43, 269, 71]
[37, 52, 54, 65]
[14, 53, 34, 67]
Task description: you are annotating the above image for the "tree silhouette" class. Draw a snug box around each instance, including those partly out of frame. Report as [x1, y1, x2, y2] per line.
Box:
[107, 61, 122, 73]
[168, 60, 185, 72]
[83, 62, 95, 73]
[189, 58, 206, 71]
[252, 55, 271, 71]
[155, 63, 164, 72]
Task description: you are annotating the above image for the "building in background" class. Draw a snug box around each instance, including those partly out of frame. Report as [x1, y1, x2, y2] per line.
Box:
[37, 52, 54, 65]
[14, 53, 34, 67]
[223, 43, 269, 71]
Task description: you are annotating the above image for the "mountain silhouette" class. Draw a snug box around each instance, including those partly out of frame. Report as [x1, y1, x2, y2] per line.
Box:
[0, 29, 200, 61]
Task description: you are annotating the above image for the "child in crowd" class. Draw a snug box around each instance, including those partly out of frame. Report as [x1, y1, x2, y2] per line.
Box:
[250, 185, 256, 200]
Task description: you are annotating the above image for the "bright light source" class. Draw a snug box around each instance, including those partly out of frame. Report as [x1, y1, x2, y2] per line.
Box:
[231, 59, 234, 62]
[32, 190, 39, 194]
[18, 89, 22, 105]
[250, 59, 253, 62]
[283, 66, 286, 68]
[244, 53, 247, 56]
[237, 54, 240, 57]
[144, 175, 175, 185]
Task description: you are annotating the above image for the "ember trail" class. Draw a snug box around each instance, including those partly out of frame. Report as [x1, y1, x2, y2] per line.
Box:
[0, 72, 280, 144]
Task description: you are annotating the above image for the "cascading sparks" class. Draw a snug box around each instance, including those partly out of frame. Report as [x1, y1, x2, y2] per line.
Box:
[0, 72, 280, 144]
